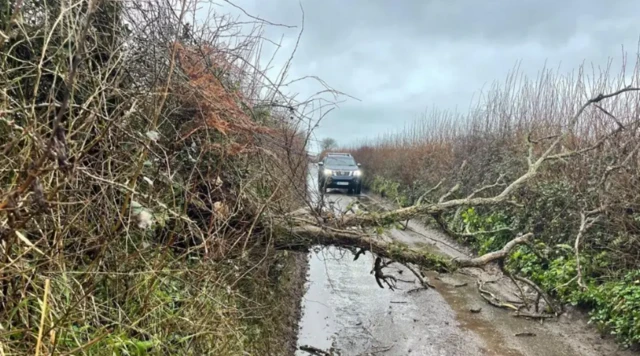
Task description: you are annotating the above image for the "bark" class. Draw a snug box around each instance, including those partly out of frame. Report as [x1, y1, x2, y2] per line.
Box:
[274, 223, 453, 272]
[273, 221, 532, 272]
[457, 233, 532, 267]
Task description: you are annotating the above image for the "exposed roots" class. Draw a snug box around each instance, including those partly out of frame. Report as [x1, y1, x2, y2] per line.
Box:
[371, 256, 398, 290]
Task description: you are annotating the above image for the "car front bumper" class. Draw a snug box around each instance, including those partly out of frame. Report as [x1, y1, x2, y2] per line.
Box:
[321, 176, 361, 188]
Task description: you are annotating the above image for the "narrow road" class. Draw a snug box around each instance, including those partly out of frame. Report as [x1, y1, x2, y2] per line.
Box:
[296, 165, 634, 356]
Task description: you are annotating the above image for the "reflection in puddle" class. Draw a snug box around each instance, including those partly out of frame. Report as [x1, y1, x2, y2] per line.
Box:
[295, 246, 390, 355]
[294, 246, 486, 356]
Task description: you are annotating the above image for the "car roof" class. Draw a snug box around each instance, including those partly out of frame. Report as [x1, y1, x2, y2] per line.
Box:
[325, 152, 352, 157]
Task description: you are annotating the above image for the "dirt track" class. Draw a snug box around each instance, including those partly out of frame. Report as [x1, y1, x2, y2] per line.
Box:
[295, 165, 636, 356]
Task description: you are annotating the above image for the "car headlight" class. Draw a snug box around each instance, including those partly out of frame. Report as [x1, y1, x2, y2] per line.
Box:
[323, 169, 332, 176]
[353, 170, 361, 177]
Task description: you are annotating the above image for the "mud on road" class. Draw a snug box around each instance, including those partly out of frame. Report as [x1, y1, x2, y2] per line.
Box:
[295, 165, 636, 356]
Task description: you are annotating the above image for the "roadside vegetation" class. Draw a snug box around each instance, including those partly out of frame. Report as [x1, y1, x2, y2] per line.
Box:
[348, 61, 640, 347]
[0, 0, 320, 354]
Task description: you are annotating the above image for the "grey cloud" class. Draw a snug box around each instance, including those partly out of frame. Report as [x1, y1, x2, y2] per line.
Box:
[225, 0, 640, 151]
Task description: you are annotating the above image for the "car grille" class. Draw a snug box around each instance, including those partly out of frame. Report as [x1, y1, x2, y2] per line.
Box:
[332, 170, 352, 177]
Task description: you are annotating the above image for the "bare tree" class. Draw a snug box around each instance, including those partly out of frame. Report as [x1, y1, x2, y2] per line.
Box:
[320, 137, 338, 153]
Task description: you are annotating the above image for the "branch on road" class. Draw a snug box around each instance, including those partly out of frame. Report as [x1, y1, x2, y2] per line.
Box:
[371, 256, 398, 290]
[274, 222, 532, 273]
[274, 223, 453, 272]
[299, 345, 333, 356]
[457, 233, 532, 267]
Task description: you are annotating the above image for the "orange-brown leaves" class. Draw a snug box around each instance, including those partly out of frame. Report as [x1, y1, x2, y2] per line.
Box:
[174, 43, 272, 149]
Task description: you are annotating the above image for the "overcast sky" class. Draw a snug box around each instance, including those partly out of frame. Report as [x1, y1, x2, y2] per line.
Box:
[222, 0, 640, 152]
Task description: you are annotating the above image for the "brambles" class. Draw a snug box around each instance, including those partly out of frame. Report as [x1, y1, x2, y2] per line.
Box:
[0, 0, 325, 354]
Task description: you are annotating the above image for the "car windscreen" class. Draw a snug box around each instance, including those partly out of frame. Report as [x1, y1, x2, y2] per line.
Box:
[324, 156, 356, 166]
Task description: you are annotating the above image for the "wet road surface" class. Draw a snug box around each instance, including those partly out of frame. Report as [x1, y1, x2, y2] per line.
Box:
[295, 165, 635, 356]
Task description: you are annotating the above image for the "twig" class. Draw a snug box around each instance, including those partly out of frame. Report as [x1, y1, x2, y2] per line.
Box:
[416, 178, 445, 205]
[574, 211, 601, 289]
[35, 279, 51, 356]
[466, 174, 506, 199]
[299, 345, 333, 356]
[477, 279, 521, 311]
[403, 263, 434, 289]
[512, 312, 555, 319]
[438, 183, 460, 203]
[513, 276, 558, 316]
[504, 268, 530, 309]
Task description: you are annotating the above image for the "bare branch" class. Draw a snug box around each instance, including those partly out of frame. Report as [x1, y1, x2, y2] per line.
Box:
[594, 104, 625, 129]
[458, 233, 532, 267]
[466, 174, 506, 199]
[513, 275, 558, 316]
[574, 211, 602, 289]
[415, 178, 445, 205]
[462, 225, 513, 237]
[438, 183, 460, 203]
[330, 87, 640, 228]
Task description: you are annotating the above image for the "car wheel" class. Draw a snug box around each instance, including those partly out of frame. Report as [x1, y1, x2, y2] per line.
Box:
[355, 183, 362, 195]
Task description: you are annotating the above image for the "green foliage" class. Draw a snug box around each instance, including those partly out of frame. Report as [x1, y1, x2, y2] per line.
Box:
[103, 334, 158, 356]
[516, 180, 578, 244]
[507, 247, 576, 298]
[580, 271, 640, 347]
[369, 172, 640, 347]
[33, 250, 303, 355]
[508, 245, 640, 346]
[460, 207, 512, 255]
[370, 176, 411, 207]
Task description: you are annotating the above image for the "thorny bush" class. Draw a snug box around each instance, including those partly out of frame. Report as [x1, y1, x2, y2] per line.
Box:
[0, 0, 316, 354]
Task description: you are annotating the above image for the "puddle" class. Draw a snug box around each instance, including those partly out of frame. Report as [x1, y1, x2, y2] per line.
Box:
[295, 246, 396, 355]
[295, 246, 487, 355]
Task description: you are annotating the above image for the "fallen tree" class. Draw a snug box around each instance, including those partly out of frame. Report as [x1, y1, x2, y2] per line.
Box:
[271, 87, 640, 307]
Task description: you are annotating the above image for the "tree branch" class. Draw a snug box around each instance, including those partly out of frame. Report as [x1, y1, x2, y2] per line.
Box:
[415, 178, 445, 205]
[574, 210, 602, 289]
[457, 233, 532, 267]
[275, 222, 532, 273]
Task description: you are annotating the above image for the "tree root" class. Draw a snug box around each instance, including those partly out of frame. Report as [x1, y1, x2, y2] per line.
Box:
[371, 256, 398, 290]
